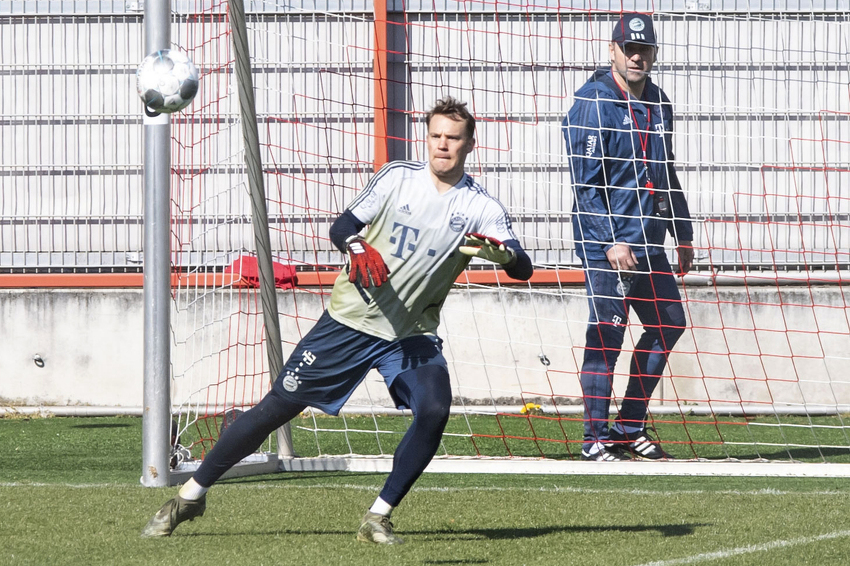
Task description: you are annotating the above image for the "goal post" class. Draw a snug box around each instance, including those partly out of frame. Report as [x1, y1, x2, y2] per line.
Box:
[141, 2, 850, 483]
[226, 0, 294, 458]
[140, 0, 173, 488]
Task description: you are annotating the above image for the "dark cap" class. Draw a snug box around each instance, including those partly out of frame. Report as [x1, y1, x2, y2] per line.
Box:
[612, 13, 657, 47]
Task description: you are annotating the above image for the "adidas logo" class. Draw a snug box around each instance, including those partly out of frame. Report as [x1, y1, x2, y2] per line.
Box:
[622, 114, 632, 126]
[398, 204, 411, 215]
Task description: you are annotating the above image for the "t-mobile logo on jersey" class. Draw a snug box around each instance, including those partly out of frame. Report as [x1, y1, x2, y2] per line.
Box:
[611, 315, 623, 327]
[389, 222, 420, 259]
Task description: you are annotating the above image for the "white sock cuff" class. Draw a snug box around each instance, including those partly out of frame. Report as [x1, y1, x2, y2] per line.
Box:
[178, 478, 209, 501]
[369, 497, 394, 517]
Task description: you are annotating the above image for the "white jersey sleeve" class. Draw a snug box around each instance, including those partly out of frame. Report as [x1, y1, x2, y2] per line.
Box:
[346, 162, 398, 225]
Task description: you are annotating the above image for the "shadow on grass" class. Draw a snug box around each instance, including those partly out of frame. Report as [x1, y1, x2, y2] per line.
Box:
[422, 560, 489, 565]
[408, 522, 710, 539]
[711, 446, 850, 462]
[224, 471, 386, 485]
[179, 522, 710, 540]
[70, 423, 133, 429]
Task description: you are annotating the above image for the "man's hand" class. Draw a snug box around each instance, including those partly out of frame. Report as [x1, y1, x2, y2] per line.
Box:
[606, 243, 637, 271]
[675, 241, 694, 275]
[346, 236, 390, 288]
[459, 233, 517, 266]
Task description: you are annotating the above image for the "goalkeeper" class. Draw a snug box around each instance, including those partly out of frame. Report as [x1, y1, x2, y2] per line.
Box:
[141, 96, 532, 544]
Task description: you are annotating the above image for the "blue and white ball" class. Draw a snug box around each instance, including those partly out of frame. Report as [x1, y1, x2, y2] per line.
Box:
[136, 49, 199, 114]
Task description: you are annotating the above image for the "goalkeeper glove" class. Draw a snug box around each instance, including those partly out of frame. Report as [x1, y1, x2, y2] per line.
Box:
[459, 232, 517, 267]
[346, 236, 390, 288]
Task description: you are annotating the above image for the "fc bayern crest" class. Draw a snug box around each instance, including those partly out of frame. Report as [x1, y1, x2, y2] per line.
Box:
[282, 372, 299, 392]
[449, 213, 467, 232]
[629, 18, 646, 32]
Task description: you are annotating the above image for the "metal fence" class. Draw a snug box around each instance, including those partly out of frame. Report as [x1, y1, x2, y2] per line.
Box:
[1, 2, 848, 272]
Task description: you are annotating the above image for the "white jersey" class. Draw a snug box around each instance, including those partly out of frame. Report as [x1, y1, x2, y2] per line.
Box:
[328, 160, 517, 341]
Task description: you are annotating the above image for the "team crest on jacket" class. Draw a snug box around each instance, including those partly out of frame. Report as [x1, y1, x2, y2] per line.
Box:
[449, 213, 467, 232]
[616, 277, 632, 296]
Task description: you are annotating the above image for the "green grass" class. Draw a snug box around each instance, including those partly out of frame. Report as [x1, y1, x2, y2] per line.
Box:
[3, 416, 850, 565]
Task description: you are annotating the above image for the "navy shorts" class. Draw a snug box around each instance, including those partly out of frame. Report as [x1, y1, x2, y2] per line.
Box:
[272, 310, 447, 415]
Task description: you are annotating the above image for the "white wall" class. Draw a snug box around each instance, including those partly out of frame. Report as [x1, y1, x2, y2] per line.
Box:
[0, 289, 145, 407]
[3, 285, 850, 412]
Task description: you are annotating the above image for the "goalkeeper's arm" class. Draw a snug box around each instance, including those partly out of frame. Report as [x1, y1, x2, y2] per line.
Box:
[459, 233, 533, 281]
[329, 210, 366, 252]
[329, 210, 390, 287]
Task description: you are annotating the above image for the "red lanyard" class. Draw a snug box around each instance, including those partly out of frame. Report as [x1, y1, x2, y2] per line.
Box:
[611, 71, 654, 191]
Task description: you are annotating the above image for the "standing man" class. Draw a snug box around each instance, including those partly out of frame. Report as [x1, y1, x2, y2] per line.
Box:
[562, 13, 694, 461]
[142, 96, 532, 543]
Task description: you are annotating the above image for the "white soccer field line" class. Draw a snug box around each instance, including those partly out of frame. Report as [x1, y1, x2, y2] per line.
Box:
[1, 481, 848, 499]
[630, 530, 850, 566]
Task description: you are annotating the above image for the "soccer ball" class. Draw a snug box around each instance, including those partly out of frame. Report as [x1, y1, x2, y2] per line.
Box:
[136, 49, 199, 114]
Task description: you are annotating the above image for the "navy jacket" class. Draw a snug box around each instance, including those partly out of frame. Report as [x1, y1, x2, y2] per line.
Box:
[563, 68, 693, 261]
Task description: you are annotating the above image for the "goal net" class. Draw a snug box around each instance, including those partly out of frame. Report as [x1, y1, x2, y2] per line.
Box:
[162, 2, 850, 480]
